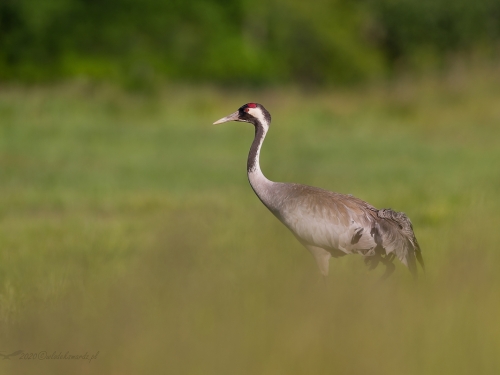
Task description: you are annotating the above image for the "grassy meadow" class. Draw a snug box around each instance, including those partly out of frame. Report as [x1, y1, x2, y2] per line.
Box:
[1, 66, 500, 374]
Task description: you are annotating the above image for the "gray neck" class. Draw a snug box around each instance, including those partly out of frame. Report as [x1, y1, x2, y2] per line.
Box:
[247, 121, 274, 208]
[247, 124, 265, 173]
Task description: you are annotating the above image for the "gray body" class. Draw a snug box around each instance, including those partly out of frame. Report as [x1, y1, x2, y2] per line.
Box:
[214, 103, 423, 278]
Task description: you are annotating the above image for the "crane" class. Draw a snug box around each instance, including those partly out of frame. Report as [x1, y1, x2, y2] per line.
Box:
[213, 103, 424, 279]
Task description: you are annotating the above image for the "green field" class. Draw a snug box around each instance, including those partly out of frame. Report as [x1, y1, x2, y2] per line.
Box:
[1, 67, 500, 374]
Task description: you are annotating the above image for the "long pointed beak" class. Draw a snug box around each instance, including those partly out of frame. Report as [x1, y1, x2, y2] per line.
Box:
[213, 111, 240, 125]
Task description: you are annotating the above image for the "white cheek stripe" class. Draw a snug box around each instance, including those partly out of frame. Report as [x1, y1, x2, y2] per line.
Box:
[247, 107, 269, 130]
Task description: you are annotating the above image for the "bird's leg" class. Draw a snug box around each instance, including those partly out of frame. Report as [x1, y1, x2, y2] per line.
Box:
[304, 245, 331, 277]
[322, 274, 329, 291]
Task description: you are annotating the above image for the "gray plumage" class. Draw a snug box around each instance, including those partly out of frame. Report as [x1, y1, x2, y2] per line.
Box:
[213, 103, 424, 278]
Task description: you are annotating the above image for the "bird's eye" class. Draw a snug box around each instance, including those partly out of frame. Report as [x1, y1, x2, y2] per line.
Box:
[244, 108, 249, 113]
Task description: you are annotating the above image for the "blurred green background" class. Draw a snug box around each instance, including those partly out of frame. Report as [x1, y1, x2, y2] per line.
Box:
[2, 0, 500, 85]
[1, 1, 500, 374]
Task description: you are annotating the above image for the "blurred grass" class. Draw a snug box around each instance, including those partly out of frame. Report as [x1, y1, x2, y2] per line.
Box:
[1, 65, 500, 374]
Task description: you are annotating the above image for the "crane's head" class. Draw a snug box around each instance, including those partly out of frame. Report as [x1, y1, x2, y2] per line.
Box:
[213, 103, 271, 129]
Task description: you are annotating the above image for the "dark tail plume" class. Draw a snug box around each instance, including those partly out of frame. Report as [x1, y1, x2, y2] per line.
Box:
[416, 248, 425, 271]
